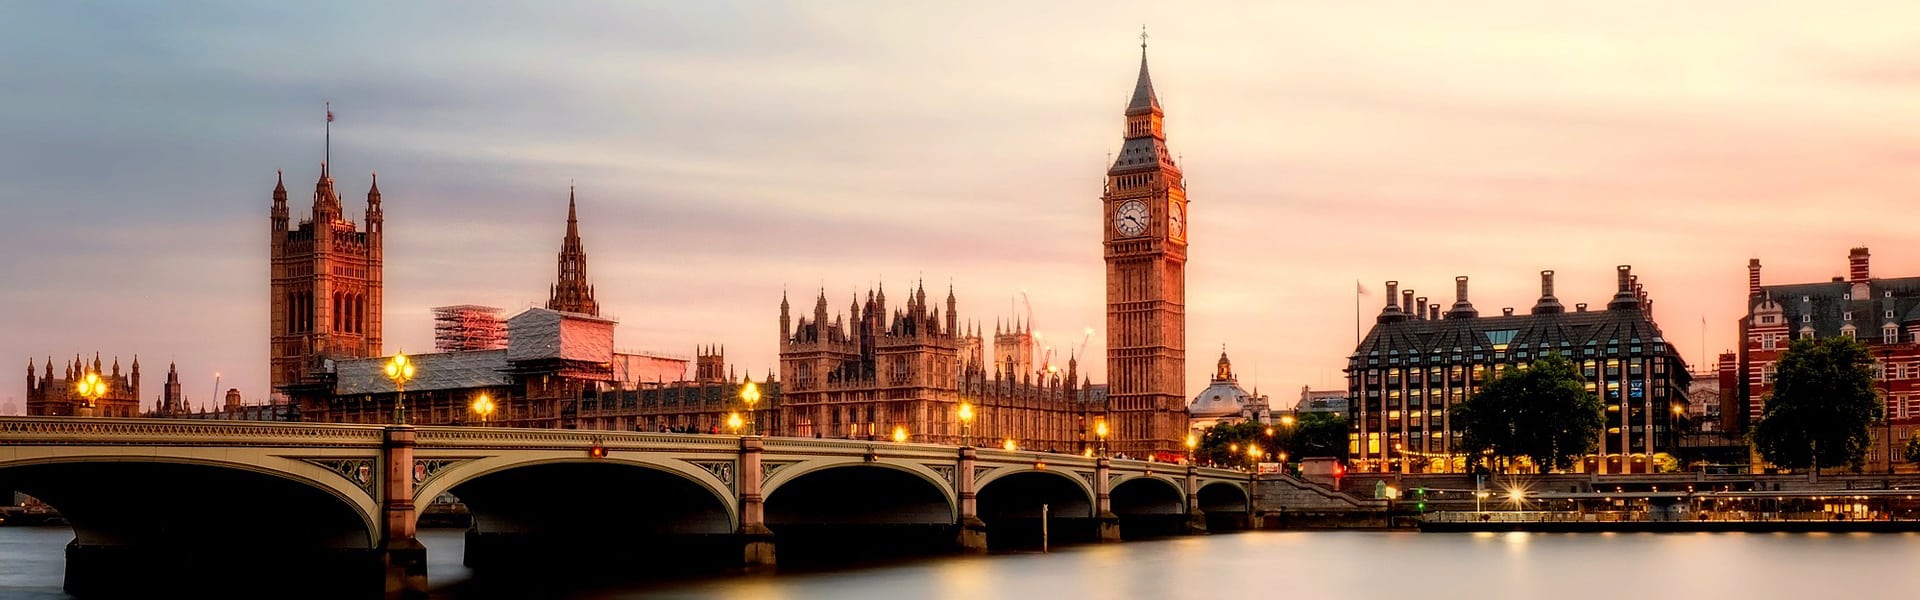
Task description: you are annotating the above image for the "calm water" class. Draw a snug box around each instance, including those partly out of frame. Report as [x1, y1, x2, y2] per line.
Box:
[2, 526, 1918, 599]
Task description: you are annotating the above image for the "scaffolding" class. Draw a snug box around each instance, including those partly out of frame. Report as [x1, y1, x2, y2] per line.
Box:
[433, 305, 507, 352]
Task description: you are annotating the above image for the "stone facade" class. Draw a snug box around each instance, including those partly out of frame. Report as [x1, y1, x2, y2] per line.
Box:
[25, 354, 141, 417]
[776, 285, 1105, 453]
[1102, 42, 1190, 455]
[270, 154, 384, 399]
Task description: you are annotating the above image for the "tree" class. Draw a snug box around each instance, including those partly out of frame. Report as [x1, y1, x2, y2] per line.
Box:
[1906, 436, 1920, 466]
[1751, 337, 1881, 471]
[1451, 353, 1604, 473]
[1287, 412, 1348, 459]
[1195, 420, 1267, 467]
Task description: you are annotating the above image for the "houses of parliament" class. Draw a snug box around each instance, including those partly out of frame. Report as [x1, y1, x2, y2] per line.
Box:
[32, 41, 1196, 456]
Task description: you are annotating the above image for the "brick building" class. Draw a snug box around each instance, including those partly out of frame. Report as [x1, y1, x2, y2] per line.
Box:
[1738, 247, 1919, 473]
[1348, 267, 1691, 474]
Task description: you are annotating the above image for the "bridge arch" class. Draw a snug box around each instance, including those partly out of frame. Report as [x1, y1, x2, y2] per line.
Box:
[761, 459, 958, 563]
[415, 453, 739, 572]
[0, 452, 383, 595]
[412, 453, 736, 526]
[1108, 474, 1188, 539]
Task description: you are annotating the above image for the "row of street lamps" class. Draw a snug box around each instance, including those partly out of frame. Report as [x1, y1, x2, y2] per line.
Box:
[373, 356, 1131, 458]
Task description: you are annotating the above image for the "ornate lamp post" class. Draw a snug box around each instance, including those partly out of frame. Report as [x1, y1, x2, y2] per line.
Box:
[383, 352, 415, 425]
[892, 425, 908, 443]
[958, 401, 974, 447]
[1095, 419, 1109, 457]
[1248, 444, 1263, 471]
[471, 392, 496, 427]
[1185, 433, 1198, 465]
[73, 370, 108, 417]
[739, 380, 761, 435]
[1003, 438, 1018, 452]
[727, 411, 744, 435]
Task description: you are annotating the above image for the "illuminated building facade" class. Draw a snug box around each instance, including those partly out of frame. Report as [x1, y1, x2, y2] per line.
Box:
[1347, 267, 1691, 474]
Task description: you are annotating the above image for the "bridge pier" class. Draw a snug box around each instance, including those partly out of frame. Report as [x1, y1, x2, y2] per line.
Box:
[956, 446, 988, 553]
[737, 436, 778, 571]
[1185, 465, 1208, 534]
[1094, 457, 1121, 542]
[381, 426, 429, 600]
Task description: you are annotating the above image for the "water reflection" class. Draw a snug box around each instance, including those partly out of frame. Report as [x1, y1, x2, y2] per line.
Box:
[1, 527, 1917, 599]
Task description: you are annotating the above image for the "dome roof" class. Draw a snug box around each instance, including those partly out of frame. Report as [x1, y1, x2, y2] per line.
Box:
[1188, 379, 1253, 418]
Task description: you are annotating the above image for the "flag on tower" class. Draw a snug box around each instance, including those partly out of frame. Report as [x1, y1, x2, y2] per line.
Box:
[1357, 280, 1370, 296]
[326, 102, 334, 122]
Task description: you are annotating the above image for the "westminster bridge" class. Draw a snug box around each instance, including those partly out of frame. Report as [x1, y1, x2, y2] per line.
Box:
[0, 417, 1273, 598]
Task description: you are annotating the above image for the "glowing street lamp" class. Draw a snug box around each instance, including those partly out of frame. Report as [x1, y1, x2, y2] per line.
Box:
[382, 352, 416, 425]
[958, 401, 974, 447]
[470, 392, 496, 426]
[1003, 438, 1018, 452]
[739, 380, 761, 435]
[1095, 419, 1110, 456]
[892, 426, 908, 443]
[727, 411, 744, 435]
[1185, 433, 1198, 465]
[1247, 444, 1263, 469]
[73, 370, 108, 417]
[1280, 414, 1296, 428]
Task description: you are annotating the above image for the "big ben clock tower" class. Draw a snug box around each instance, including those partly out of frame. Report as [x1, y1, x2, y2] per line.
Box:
[1103, 35, 1187, 454]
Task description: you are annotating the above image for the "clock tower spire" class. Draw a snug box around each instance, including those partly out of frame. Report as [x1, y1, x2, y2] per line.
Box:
[1103, 32, 1187, 455]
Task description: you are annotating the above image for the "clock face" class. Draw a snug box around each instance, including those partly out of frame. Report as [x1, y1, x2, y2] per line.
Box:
[1168, 202, 1185, 240]
[1114, 200, 1149, 236]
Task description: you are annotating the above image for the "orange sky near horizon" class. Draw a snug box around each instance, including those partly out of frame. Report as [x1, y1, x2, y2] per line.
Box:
[5, 2, 1920, 411]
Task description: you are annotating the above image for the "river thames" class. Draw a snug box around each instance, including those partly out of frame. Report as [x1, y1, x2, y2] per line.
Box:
[2, 527, 1918, 599]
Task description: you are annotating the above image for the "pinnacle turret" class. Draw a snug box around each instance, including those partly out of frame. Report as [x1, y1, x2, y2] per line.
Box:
[545, 187, 600, 316]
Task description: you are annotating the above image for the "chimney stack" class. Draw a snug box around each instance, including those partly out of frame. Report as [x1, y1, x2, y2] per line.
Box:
[1532, 270, 1565, 315]
[1748, 259, 1762, 297]
[1502, 307, 1514, 316]
[1402, 289, 1415, 316]
[1446, 276, 1478, 318]
[1608, 265, 1639, 310]
[1849, 247, 1871, 284]
[1576, 303, 1588, 312]
[1430, 304, 1440, 320]
[1415, 296, 1428, 320]
[1377, 281, 1408, 323]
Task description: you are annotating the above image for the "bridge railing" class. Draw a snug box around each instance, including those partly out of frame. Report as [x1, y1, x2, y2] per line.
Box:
[0, 417, 388, 447]
[413, 426, 740, 451]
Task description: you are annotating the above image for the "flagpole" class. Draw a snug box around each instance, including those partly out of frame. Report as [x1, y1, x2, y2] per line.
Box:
[1355, 280, 1362, 345]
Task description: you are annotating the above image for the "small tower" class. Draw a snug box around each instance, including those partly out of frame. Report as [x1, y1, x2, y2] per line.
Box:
[546, 187, 601, 316]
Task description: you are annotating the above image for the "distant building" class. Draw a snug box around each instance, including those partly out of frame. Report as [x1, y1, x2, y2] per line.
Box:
[1739, 247, 1919, 473]
[1, 400, 15, 416]
[1349, 268, 1691, 474]
[1295, 387, 1349, 415]
[1187, 350, 1268, 431]
[776, 284, 1101, 453]
[1685, 371, 1721, 432]
[25, 354, 142, 417]
[285, 190, 758, 430]
[269, 156, 384, 399]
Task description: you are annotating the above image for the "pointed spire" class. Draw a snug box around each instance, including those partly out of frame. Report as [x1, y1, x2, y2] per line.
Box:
[273, 170, 287, 195]
[1127, 25, 1161, 115]
[545, 186, 599, 316]
[566, 185, 579, 238]
[367, 171, 381, 203]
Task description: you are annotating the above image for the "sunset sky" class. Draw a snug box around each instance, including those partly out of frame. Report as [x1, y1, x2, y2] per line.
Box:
[6, 2, 1920, 412]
